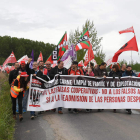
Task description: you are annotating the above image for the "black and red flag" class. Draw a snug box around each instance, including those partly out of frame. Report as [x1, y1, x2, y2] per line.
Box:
[112, 36, 138, 62]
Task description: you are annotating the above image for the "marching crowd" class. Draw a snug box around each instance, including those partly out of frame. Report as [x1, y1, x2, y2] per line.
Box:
[8, 58, 137, 121]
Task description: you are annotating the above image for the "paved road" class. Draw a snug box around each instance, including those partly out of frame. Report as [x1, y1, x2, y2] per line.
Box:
[15, 109, 140, 140]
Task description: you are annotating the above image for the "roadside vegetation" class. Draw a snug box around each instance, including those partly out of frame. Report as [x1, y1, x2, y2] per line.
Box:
[0, 73, 15, 140]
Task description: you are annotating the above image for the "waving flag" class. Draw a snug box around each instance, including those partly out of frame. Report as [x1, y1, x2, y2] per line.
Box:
[3, 51, 17, 67]
[17, 55, 28, 64]
[119, 26, 134, 34]
[78, 60, 84, 67]
[61, 45, 76, 61]
[30, 50, 34, 69]
[75, 29, 91, 51]
[37, 52, 43, 63]
[46, 32, 68, 64]
[112, 36, 138, 62]
[84, 44, 94, 66]
[106, 57, 113, 67]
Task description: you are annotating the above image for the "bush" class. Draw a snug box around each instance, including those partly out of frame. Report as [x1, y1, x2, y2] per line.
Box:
[0, 73, 15, 140]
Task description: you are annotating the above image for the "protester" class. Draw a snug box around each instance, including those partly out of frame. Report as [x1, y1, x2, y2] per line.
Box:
[19, 61, 31, 113]
[109, 64, 122, 113]
[94, 64, 98, 69]
[38, 61, 48, 75]
[78, 63, 85, 74]
[94, 62, 108, 77]
[9, 62, 19, 86]
[122, 65, 136, 114]
[109, 64, 122, 78]
[26, 59, 50, 117]
[46, 61, 52, 76]
[9, 62, 20, 113]
[85, 67, 94, 112]
[68, 61, 84, 76]
[11, 72, 29, 121]
[90, 62, 94, 72]
[120, 64, 126, 75]
[49, 61, 68, 114]
[94, 62, 108, 112]
[68, 61, 84, 113]
[86, 67, 94, 76]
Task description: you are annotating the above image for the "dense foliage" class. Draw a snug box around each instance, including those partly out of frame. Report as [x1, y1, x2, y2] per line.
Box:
[0, 36, 56, 65]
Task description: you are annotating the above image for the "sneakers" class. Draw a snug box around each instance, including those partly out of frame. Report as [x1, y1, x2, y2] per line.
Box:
[58, 111, 63, 114]
[113, 109, 116, 113]
[86, 109, 90, 113]
[19, 114, 23, 122]
[23, 109, 26, 113]
[31, 116, 34, 120]
[73, 109, 78, 114]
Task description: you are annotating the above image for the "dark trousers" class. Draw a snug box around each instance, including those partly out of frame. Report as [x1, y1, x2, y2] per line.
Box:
[11, 93, 23, 115]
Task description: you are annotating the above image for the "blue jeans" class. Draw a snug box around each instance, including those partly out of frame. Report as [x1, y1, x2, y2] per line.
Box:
[30, 111, 35, 116]
[58, 107, 62, 111]
[16, 98, 18, 110]
[22, 89, 29, 110]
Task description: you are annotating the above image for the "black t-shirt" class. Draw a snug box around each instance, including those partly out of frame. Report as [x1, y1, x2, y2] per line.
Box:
[57, 68, 63, 75]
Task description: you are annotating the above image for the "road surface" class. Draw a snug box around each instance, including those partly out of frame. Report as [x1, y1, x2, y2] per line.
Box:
[15, 109, 140, 140]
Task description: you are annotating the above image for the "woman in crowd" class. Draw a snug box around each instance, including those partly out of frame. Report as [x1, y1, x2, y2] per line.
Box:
[109, 64, 122, 113]
[11, 72, 29, 121]
[85, 67, 94, 112]
[86, 67, 94, 76]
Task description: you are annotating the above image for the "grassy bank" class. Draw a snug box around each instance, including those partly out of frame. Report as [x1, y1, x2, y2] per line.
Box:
[0, 73, 15, 140]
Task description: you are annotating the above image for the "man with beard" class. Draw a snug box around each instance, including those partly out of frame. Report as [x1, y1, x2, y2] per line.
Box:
[38, 61, 48, 76]
[122, 65, 136, 114]
[120, 64, 126, 75]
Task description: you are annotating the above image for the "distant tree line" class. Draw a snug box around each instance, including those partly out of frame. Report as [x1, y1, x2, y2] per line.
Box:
[0, 36, 56, 65]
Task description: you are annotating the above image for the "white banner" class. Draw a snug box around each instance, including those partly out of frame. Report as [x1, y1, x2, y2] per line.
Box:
[27, 75, 140, 111]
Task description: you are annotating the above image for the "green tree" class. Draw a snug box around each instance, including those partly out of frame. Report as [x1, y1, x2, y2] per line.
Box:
[0, 36, 56, 65]
[68, 19, 105, 63]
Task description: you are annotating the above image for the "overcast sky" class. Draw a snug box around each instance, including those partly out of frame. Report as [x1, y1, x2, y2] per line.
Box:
[0, 0, 140, 63]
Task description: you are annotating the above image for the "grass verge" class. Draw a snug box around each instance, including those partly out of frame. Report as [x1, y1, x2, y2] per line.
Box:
[0, 73, 15, 140]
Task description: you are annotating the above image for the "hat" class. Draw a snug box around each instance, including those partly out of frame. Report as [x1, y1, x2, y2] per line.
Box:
[20, 72, 29, 77]
[78, 64, 83, 67]
[21, 61, 25, 65]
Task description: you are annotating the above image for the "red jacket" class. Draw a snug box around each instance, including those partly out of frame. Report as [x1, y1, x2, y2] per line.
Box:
[68, 68, 84, 75]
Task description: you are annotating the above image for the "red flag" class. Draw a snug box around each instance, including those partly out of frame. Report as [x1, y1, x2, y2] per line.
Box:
[112, 36, 138, 62]
[84, 44, 94, 66]
[37, 52, 43, 63]
[9, 66, 15, 71]
[119, 26, 134, 34]
[3, 51, 17, 67]
[46, 32, 68, 64]
[78, 60, 84, 67]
